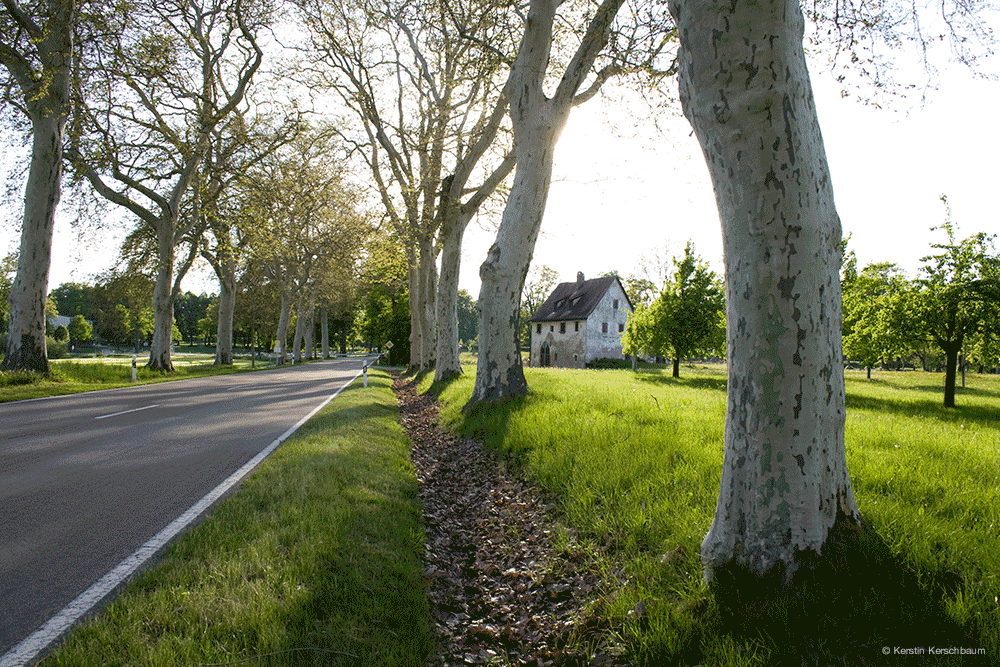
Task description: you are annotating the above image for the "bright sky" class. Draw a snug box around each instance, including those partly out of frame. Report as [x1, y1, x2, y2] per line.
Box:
[457, 63, 1000, 296]
[2, 47, 998, 302]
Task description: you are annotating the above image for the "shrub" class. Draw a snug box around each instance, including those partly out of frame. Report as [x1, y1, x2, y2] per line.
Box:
[586, 357, 634, 369]
[46, 336, 68, 359]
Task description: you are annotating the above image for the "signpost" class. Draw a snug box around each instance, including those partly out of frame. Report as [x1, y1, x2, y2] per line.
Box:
[385, 340, 393, 367]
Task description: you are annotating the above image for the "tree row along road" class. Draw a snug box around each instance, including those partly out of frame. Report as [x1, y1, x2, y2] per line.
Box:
[0, 357, 370, 660]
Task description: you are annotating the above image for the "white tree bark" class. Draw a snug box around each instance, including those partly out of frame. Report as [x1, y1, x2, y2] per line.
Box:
[274, 290, 292, 364]
[214, 260, 236, 365]
[321, 305, 330, 358]
[434, 214, 466, 381]
[466, 0, 624, 409]
[292, 290, 306, 363]
[1, 0, 75, 373]
[668, 0, 861, 580]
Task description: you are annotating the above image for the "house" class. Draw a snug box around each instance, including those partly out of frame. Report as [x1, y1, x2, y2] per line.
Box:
[529, 272, 633, 368]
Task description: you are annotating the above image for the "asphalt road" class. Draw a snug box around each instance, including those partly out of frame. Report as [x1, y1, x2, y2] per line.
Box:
[0, 357, 370, 661]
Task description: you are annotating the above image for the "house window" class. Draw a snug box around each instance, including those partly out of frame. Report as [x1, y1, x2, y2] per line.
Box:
[550, 325, 554, 332]
[560, 322, 566, 334]
[618, 323, 625, 332]
[574, 354, 578, 361]
[602, 322, 608, 334]
[536, 323, 541, 334]
[613, 299, 619, 309]
[574, 322, 579, 332]
[554, 353, 558, 362]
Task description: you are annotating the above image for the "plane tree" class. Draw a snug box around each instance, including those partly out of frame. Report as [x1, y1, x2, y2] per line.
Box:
[294, 0, 517, 378]
[666, 0, 995, 587]
[66, 0, 269, 370]
[0, 0, 76, 372]
[466, 0, 674, 408]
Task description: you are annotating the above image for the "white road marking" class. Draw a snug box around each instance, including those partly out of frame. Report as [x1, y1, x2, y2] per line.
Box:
[1, 366, 364, 667]
[93, 404, 160, 421]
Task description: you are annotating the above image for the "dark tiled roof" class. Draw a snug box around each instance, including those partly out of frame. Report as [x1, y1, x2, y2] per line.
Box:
[529, 275, 631, 322]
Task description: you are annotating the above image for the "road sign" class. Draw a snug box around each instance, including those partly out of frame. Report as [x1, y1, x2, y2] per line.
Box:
[385, 340, 394, 349]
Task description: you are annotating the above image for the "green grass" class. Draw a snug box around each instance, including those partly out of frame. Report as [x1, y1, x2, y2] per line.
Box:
[0, 357, 289, 403]
[429, 363, 1000, 665]
[39, 369, 430, 667]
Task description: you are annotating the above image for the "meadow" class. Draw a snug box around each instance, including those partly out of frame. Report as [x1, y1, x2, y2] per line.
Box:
[431, 364, 1000, 665]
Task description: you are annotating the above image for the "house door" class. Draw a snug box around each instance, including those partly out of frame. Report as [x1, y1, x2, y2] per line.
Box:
[540, 342, 551, 367]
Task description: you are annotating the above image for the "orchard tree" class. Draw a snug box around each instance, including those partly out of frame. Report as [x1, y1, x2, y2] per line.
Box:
[905, 199, 997, 407]
[1, 0, 76, 372]
[841, 261, 910, 379]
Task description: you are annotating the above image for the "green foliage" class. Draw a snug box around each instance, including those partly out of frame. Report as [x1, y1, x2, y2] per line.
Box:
[622, 241, 724, 376]
[457, 289, 478, 343]
[841, 261, 911, 372]
[46, 336, 68, 359]
[53, 325, 69, 342]
[68, 314, 93, 344]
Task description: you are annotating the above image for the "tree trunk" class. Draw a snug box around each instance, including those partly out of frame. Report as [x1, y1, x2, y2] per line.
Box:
[434, 213, 469, 381]
[672, 356, 680, 378]
[292, 290, 306, 363]
[465, 0, 623, 410]
[321, 306, 330, 358]
[669, 0, 861, 581]
[275, 291, 292, 364]
[942, 341, 960, 408]
[303, 289, 317, 360]
[866, 365, 872, 380]
[148, 226, 175, 371]
[214, 262, 236, 365]
[2, 0, 74, 374]
[418, 236, 437, 371]
[3, 114, 65, 374]
[406, 245, 422, 370]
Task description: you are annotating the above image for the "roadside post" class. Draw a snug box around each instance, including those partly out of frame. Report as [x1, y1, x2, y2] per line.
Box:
[131, 355, 137, 382]
[385, 339, 393, 367]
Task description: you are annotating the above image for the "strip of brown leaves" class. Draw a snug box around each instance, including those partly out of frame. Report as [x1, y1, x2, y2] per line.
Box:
[393, 376, 626, 667]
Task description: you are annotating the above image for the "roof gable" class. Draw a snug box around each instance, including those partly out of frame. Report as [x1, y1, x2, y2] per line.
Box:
[529, 275, 631, 322]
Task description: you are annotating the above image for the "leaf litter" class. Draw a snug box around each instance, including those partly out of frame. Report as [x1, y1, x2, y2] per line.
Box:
[393, 376, 627, 666]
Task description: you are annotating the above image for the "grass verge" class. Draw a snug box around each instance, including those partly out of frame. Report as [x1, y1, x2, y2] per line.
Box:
[1, 358, 309, 404]
[428, 364, 999, 666]
[38, 369, 430, 667]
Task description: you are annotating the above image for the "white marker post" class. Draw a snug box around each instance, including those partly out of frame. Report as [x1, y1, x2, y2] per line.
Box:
[131, 355, 137, 382]
[363, 363, 368, 388]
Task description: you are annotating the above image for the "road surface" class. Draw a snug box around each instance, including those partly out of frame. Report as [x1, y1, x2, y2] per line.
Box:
[0, 357, 369, 664]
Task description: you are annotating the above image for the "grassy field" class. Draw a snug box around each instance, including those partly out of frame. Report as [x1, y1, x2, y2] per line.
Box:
[0, 357, 290, 403]
[37, 369, 430, 667]
[430, 363, 1000, 665]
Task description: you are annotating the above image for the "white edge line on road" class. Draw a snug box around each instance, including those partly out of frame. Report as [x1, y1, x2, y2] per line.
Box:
[0, 366, 366, 667]
[93, 404, 160, 421]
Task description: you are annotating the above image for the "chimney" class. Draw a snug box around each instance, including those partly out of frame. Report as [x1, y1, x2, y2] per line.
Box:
[576, 271, 585, 284]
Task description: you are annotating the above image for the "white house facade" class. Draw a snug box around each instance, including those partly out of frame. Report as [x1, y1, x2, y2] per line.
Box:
[529, 273, 633, 368]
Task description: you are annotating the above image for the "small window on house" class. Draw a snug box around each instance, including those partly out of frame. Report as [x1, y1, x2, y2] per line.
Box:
[618, 323, 625, 332]
[574, 354, 578, 361]
[550, 325, 554, 332]
[613, 299, 619, 309]
[554, 353, 558, 362]
[602, 322, 608, 334]
[536, 323, 541, 334]
[574, 322, 579, 332]
[560, 322, 566, 334]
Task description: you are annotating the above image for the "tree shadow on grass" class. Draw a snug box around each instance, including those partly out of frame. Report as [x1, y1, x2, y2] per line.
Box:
[846, 393, 1000, 428]
[645, 519, 989, 667]
[631, 372, 728, 393]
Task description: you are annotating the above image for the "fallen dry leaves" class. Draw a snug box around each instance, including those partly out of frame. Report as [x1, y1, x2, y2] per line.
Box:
[393, 376, 627, 667]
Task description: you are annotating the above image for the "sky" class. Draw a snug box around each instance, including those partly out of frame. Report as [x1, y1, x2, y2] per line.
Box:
[2, 41, 998, 302]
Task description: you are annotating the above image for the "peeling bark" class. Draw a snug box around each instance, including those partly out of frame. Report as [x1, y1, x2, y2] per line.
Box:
[2, 0, 75, 373]
[321, 305, 330, 358]
[214, 264, 236, 365]
[669, 0, 861, 580]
